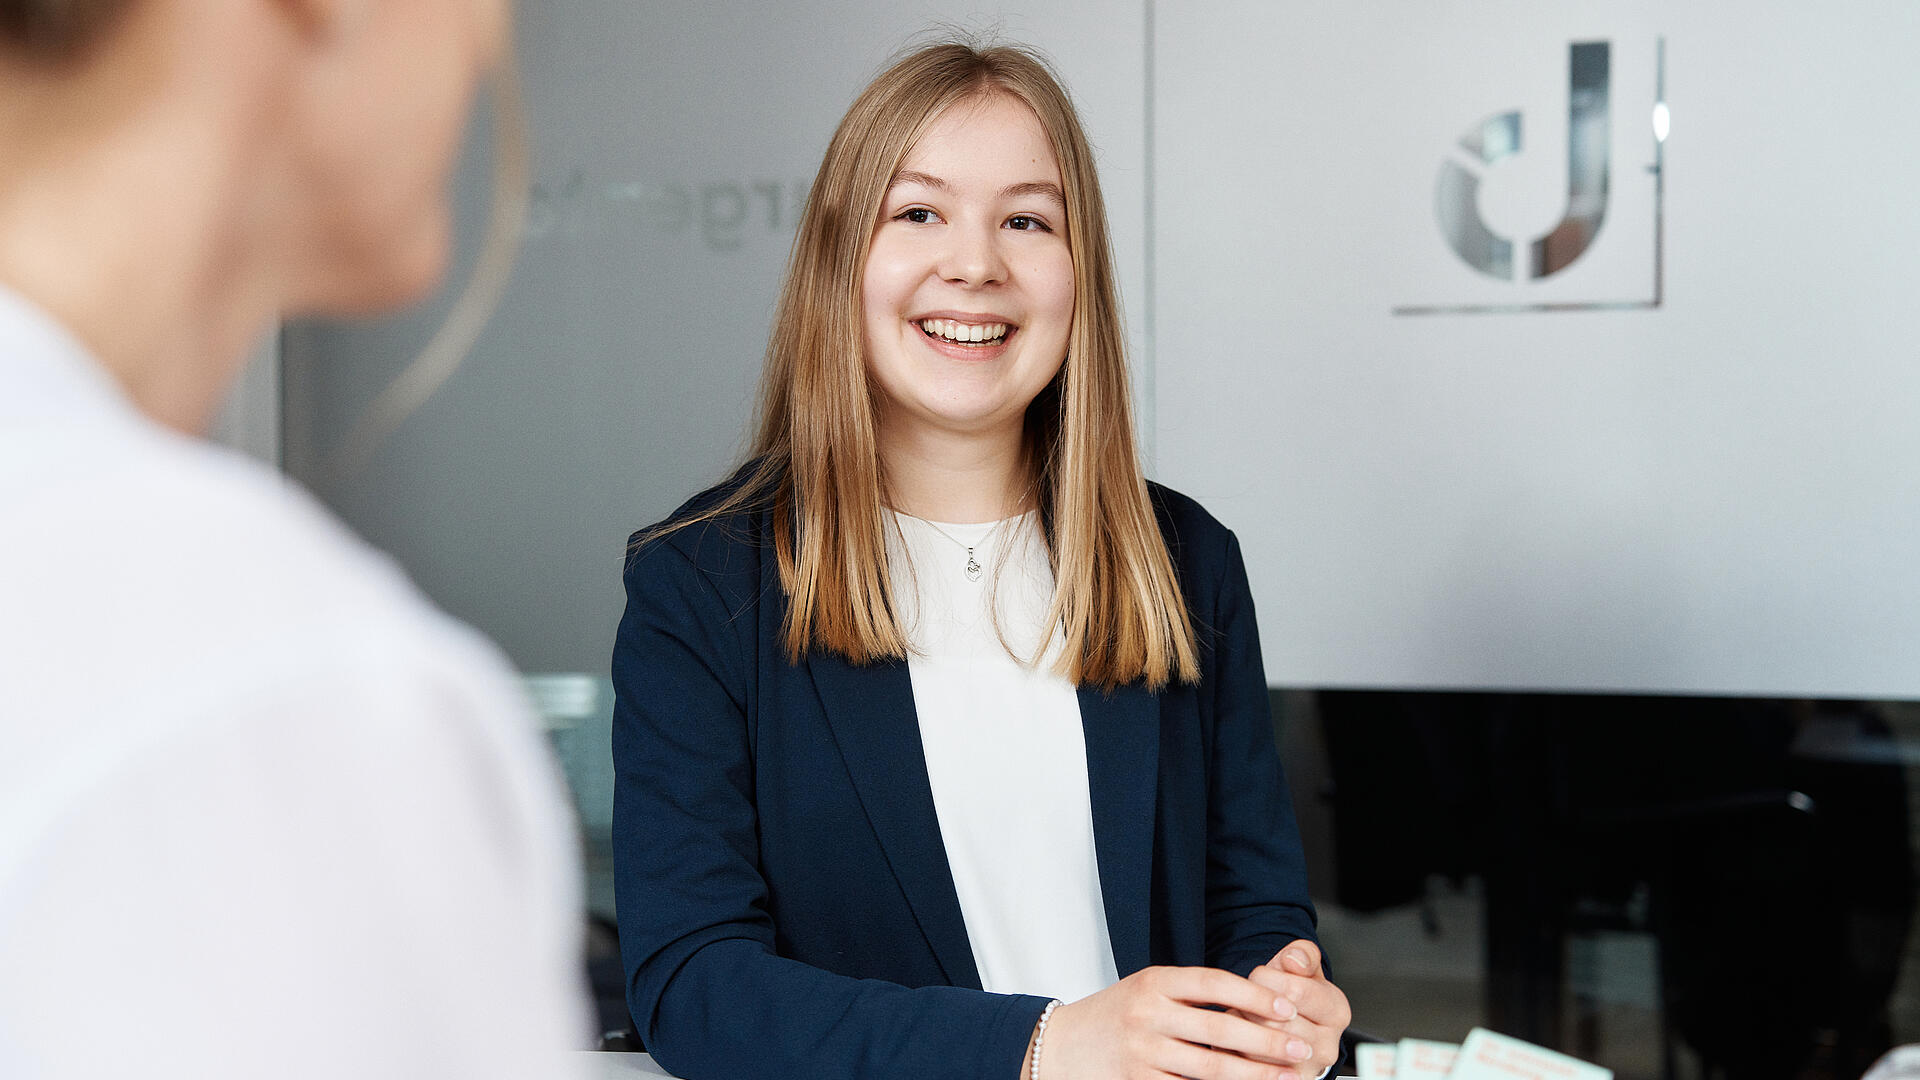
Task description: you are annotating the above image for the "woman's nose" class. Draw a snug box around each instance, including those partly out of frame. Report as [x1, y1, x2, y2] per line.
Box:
[939, 221, 1009, 287]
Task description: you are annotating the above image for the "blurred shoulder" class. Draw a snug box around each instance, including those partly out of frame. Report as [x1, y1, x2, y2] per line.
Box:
[138, 432, 477, 656]
[0, 421, 568, 873]
[4, 419, 530, 740]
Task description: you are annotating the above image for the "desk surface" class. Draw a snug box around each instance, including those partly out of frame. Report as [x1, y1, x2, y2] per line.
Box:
[576, 1051, 675, 1078]
[572, 1050, 1359, 1080]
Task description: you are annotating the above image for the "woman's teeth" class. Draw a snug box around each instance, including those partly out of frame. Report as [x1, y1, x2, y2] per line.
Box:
[919, 318, 1009, 344]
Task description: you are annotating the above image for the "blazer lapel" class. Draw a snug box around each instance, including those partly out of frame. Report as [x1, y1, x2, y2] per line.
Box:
[1079, 681, 1160, 977]
[807, 651, 982, 989]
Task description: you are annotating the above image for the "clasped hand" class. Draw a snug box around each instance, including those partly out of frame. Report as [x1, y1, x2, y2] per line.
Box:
[1028, 941, 1350, 1080]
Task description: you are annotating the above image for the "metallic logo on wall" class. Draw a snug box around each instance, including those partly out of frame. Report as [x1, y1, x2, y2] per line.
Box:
[1396, 38, 1666, 316]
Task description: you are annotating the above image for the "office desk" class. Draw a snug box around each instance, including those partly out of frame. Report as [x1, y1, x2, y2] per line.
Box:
[576, 1051, 675, 1078]
[570, 1050, 1365, 1080]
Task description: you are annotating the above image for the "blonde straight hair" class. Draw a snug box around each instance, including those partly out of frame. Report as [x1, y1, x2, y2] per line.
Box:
[665, 40, 1200, 691]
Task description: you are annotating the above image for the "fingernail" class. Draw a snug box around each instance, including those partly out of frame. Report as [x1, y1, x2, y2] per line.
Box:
[1288, 1039, 1312, 1060]
[1286, 950, 1311, 969]
[1273, 996, 1297, 1019]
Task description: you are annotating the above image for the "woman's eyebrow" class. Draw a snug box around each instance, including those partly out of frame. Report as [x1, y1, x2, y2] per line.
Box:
[889, 170, 947, 191]
[885, 172, 1065, 205]
[1001, 180, 1065, 204]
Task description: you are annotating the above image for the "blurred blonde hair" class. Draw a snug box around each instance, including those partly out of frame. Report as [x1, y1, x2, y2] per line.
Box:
[659, 39, 1199, 691]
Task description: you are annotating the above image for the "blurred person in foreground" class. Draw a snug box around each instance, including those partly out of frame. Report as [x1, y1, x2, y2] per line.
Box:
[0, 1, 587, 1077]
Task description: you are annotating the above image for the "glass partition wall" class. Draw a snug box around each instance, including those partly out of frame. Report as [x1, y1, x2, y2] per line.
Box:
[277, 1, 1920, 1072]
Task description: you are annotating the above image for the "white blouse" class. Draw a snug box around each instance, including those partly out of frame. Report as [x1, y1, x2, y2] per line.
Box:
[886, 511, 1120, 1004]
[0, 286, 588, 1079]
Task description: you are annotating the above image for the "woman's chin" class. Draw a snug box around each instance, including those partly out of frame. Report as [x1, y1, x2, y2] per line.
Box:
[376, 238, 453, 310]
[297, 227, 451, 318]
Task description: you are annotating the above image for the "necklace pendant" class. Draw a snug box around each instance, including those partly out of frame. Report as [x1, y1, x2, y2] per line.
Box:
[964, 549, 983, 582]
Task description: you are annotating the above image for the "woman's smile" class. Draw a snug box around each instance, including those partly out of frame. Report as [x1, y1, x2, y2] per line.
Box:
[913, 312, 1018, 360]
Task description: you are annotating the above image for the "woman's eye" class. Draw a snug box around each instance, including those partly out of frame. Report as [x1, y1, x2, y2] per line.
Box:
[1006, 214, 1052, 232]
[897, 207, 937, 224]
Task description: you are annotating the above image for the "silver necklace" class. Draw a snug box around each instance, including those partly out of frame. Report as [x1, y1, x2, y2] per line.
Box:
[916, 517, 990, 581]
[896, 483, 1035, 583]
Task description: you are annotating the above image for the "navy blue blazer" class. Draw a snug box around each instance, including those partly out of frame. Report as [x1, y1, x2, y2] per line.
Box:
[611, 478, 1319, 1080]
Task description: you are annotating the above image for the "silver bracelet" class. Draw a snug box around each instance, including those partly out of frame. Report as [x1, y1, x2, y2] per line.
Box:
[1029, 999, 1061, 1080]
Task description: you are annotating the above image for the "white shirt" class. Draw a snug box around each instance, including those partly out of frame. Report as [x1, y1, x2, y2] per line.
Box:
[887, 511, 1120, 1003]
[0, 287, 589, 1079]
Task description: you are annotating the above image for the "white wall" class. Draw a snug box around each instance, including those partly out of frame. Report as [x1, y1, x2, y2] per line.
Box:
[1153, 0, 1920, 697]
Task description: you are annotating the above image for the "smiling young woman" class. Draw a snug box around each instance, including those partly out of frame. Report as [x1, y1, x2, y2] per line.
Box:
[612, 40, 1349, 1080]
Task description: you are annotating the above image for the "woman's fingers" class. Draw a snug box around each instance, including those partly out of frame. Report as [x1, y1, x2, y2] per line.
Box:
[1155, 1034, 1302, 1080]
[1246, 966, 1350, 1029]
[1136, 968, 1315, 1077]
[1225, 1008, 1320, 1064]
[1275, 941, 1322, 978]
[1045, 966, 1330, 1080]
[1164, 1006, 1314, 1067]
[1148, 965, 1297, 1023]
[1135, 967, 1311, 1079]
[1049, 968, 1302, 1080]
[1243, 963, 1352, 1073]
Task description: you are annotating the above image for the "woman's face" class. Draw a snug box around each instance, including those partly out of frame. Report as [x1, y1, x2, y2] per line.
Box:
[861, 93, 1075, 450]
[284, 0, 510, 313]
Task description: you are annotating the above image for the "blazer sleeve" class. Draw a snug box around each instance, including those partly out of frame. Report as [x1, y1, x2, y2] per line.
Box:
[1201, 529, 1322, 979]
[611, 537, 1050, 1080]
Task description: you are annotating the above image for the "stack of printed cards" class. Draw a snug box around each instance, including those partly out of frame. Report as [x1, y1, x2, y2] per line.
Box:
[1338, 1027, 1612, 1080]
